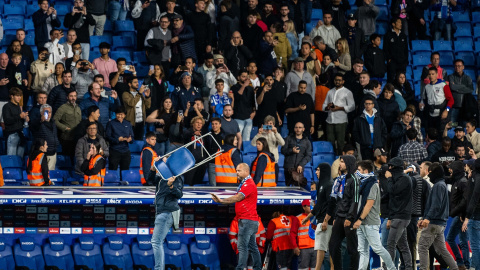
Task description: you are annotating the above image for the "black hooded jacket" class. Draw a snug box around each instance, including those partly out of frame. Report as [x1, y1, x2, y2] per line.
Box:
[334, 155, 359, 221]
[312, 163, 335, 224]
[378, 164, 391, 218]
[448, 161, 469, 218]
[385, 157, 413, 220]
[424, 164, 449, 225]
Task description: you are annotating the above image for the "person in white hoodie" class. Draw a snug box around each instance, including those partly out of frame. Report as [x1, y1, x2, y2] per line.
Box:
[44, 29, 66, 65]
[309, 11, 341, 49]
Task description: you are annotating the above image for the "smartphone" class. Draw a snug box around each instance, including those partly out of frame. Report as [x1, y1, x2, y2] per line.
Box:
[180, 66, 188, 71]
[274, 36, 279, 40]
[262, 125, 272, 130]
[74, 50, 80, 55]
[105, 91, 112, 97]
[178, 110, 183, 116]
[123, 65, 130, 71]
[452, 122, 458, 128]
[74, 7, 82, 11]
[44, 111, 49, 119]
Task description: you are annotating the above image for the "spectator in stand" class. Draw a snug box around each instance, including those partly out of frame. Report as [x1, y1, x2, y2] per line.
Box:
[110, 58, 136, 103]
[398, 128, 428, 164]
[225, 32, 253, 77]
[420, 52, 448, 100]
[314, 73, 331, 140]
[92, 43, 117, 88]
[447, 59, 474, 124]
[106, 107, 134, 170]
[158, 0, 182, 22]
[0, 54, 9, 123]
[30, 104, 60, 169]
[298, 42, 322, 80]
[325, 0, 350, 35]
[169, 57, 204, 88]
[64, 0, 96, 61]
[258, 31, 281, 76]
[343, 59, 365, 105]
[408, 0, 429, 40]
[281, 122, 312, 186]
[391, 0, 413, 35]
[353, 95, 387, 161]
[132, 0, 161, 52]
[6, 40, 32, 76]
[47, 70, 74, 115]
[355, 0, 379, 41]
[288, 0, 312, 46]
[323, 74, 355, 155]
[420, 67, 454, 134]
[312, 36, 338, 63]
[81, 140, 107, 186]
[72, 60, 100, 100]
[75, 105, 105, 140]
[3, 88, 29, 157]
[309, 12, 341, 49]
[171, 72, 202, 112]
[221, 105, 242, 149]
[331, 144, 356, 179]
[203, 117, 225, 185]
[443, 123, 473, 150]
[6, 29, 34, 64]
[430, 0, 455, 40]
[123, 76, 152, 140]
[251, 115, 285, 163]
[426, 128, 442, 161]
[29, 91, 48, 129]
[182, 116, 208, 186]
[170, 14, 197, 67]
[393, 72, 415, 106]
[85, 0, 107, 36]
[143, 65, 168, 115]
[139, 132, 159, 186]
[44, 29, 66, 65]
[242, 11, 264, 58]
[390, 107, 414, 158]
[363, 34, 386, 81]
[65, 42, 82, 72]
[251, 137, 276, 186]
[42, 63, 64, 94]
[284, 20, 299, 61]
[108, 0, 129, 21]
[5, 53, 29, 105]
[79, 82, 120, 130]
[373, 148, 388, 171]
[343, 13, 366, 66]
[466, 120, 480, 157]
[285, 81, 315, 136]
[30, 47, 55, 93]
[285, 57, 315, 99]
[197, 53, 214, 98]
[273, 67, 288, 123]
[384, 17, 408, 83]
[272, 22, 292, 69]
[431, 137, 456, 169]
[26, 138, 52, 186]
[146, 97, 175, 156]
[206, 55, 238, 96]
[187, 0, 213, 63]
[231, 70, 256, 141]
[54, 90, 81, 157]
[262, 1, 278, 29]
[184, 98, 210, 130]
[217, 0, 240, 53]
[255, 75, 282, 128]
[335, 38, 352, 74]
[145, 16, 172, 78]
[246, 61, 261, 88]
[210, 79, 232, 118]
[356, 80, 381, 115]
[240, 0, 261, 27]
[33, 0, 61, 48]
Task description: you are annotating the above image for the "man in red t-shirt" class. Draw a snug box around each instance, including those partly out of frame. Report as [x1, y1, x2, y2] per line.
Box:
[212, 163, 261, 270]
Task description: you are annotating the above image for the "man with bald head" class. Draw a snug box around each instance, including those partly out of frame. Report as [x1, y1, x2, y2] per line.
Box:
[212, 163, 261, 270]
[0, 53, 10, 123]
[225, 31, 253, 77]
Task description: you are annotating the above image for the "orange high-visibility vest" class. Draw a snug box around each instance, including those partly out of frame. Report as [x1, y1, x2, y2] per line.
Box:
[215, 148, 238, 184]
[139, 146, 158, 185]
[83, 155, 105, 186]
[252, 153, 276, 187]
[0, 161, 3, 187]
[27, 153, 50, 186]
[271, 215, 295, 252]
[296, 213, 315, 249]
[229, 216, 266, 254]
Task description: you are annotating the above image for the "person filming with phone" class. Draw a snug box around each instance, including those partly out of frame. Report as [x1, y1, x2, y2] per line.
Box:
[72, 58, 99, 100]
[251, 115, 285, 165]
[63, 0, 96, 61]
[281, 122, 312, 187]
[122, 76, 152, 140]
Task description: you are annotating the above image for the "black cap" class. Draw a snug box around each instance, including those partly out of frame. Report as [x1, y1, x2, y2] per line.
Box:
[454, 126, 464, 132]
[347, 13, 357, 20]
[172, 13, 183, 20]
[99, 42, 111, 49]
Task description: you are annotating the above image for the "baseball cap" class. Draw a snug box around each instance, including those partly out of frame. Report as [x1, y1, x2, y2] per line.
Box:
[464, 158, 475, 167]
[172, 13, 183, 20]
[347, 13, 357, 20]
[213, 54, 224, 60]
[454, 126, 464, 132]
[301, 199, 310, 206]
[374, 148, 387, 157]
[293, 57, 304, 63]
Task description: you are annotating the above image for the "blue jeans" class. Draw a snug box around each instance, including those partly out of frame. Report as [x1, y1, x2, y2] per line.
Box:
[237, 219, 261, 270]
[358, 225, 396, 270]
[108, 1, 128, 21]
[81, 43, 90, 62]
[151, 212, 173, 270]
[157, 140, 169, 156]
[7, 133, 24, 157]
[446, 216, 470, 267]
[468, 219, 480, 269]
[235, 118, 253, 141]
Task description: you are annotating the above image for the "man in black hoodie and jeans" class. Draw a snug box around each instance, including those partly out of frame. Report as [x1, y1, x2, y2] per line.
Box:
[418, 162, 459, 270]
[384, 157, 413, 270]
[328, 155, 359, 270]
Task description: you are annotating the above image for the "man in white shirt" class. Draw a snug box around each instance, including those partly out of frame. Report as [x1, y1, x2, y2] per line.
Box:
[62, 29, 77, 59]
[44, 29, 66, 65]
[322, 73, 355, 155]
[309, 11, 341, 49]
[206, 54, 237, 96]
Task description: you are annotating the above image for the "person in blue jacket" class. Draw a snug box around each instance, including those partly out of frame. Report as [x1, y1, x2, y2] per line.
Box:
[170, 72, 202, 112]
[32, 0, 61, 48]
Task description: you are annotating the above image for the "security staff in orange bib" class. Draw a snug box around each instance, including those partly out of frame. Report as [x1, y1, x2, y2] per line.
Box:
[251, 137, 276, 187]
[81, 141, 106, 186]
[229, 216, 267, 255]
[215, 134, 243, 186]
[297, 199, 317, 270]
[140, 132, 159, 186]
[27, 138, 52, 186]
[266, 209, 299, 270]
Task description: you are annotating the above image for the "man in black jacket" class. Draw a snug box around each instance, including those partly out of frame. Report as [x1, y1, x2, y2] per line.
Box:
[47, 70, 75, 115]
[446, 161, 470, 269]
[312, 36, 338, 62]
[352, 95, 387, 161]
[32, 0, 61, 48]
[187, 0, 213, 63]
[384, 157, 413, 270]
[3, 88, 29, 157]
[464, 159, 480, 270]
[328, 155, 360, 270]
[225, 31, 253, 77]
[363, 34, 386, 81]
[301, 163, 335, 270]
[31, 104, 60, 170]
[64, 0, 96, 61]
[418, 163, 460, 270]
[383, 17, 408, 83]
[343, 13, 365, 66]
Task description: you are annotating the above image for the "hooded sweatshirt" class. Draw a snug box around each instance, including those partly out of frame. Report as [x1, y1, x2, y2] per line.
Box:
[423, 164, 449, 226]
[385, 157, 413, 220]
[332, 155, 359, 221]
[448, 161, 469, 218]
[312, 163, 335, 224]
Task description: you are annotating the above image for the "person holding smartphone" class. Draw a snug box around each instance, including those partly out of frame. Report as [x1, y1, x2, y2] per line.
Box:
[251, 115, 285, 164]
[64, 0, 96, 61]
[81, 141, 106, 186]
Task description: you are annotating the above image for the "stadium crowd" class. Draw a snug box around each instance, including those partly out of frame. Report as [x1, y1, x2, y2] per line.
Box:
[1, 0, 480, 268]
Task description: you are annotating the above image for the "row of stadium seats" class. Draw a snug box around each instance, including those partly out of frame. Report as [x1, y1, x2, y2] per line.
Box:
[0, 234, 220, 270]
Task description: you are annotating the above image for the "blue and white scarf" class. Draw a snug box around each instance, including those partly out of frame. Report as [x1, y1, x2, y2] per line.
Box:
[330, 174, 347, 199]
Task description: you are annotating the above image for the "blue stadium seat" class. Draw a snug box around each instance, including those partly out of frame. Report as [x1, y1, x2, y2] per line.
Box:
[104, 170, 120, 186]
[115, 20, 135, 33]
[25, 34, 35, 46]
[89, 51, 102, 62]
[135, 64, 150, 77]
[278, 153, 285, 166]
[414, 82, 421, 97]
[1, 155, 23, 168]
[377, 6, 389, 21]
[306, 21, 316, 35]
[132, 236, 154, 270]
[49, 170, 69, 185]
[155, 147, 196, 179]
[26, 4, 38, 17]
[0, 35, 16, 47]
[473, 12, 480, 26]
[405, 65, 413, 79]
[112, 36, 135, 51]
[312, 9, 323, 19]
[312, 141, 334, 154]
[313, 154, 335, 167]
[433, 40, 453, 53]
[0, 237, 15, 270]
[133, 51, 148, 65]
[304, 168, 314, 186]
[277, 168, 286, 186]
[130, 154, 141, 168]
[454, 27, 472, 40]
[465, 70, 477, 83]
[412, 53, 431, 69]
[452, 11, 470, 23]
[90, 35, 113, 50]
[440, 52, 454, 67]
[73, 236, 104, 270]
[103, 236, 134, 270]
[111, 51, 132, 63]
[456, 52, 476, 67]
[376, 0, 387, 5]
[474, 26, 480, 41]
[129, 140, 145, 153]
[189, 235, 221, 270]
[4, 168, 24, 185]
[413, 70, 422, 83]
[44, 236, 75, 270]
[55, 4, 71, 16]
[164, 235, 192, 270]
[2, 19, 23, 35]
[475, 40, 480, 53]
[242, 143, 257, 154]
[454, 40, 474, 53]
[250, 126, 258, 140]
[121, 170, 142, 185]
[14, 237, 45, 270]
[242, 153, 257, 166]
[375, 22, 387, 36]
[3, 4, 25, 17]
[56, 155, 73, 170]
[24, 18, 34, 32]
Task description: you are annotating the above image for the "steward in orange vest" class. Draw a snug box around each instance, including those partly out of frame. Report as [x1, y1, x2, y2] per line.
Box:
[296, 199, 317, 270]
[140, 133, 159, 186]
[0, 161, 4, 187]
[251, 152, 276, 187]
[266, 211, 299, 270]
[229, 216, 266, 254]
[81, 142, 106, 186]
[215, 146, 240, 185]
[27, 139, 52, 186]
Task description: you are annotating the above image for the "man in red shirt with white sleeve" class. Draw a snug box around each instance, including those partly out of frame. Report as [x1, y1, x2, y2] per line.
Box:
[212, 163, 261, 270]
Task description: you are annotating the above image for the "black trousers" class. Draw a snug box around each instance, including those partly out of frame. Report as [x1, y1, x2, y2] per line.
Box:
[133, 122, 145, 141]
[183, 163, 207, 186]
[387, 60, 407, 83]
[329, 216, 359, 270]
[109, 149, 131, 171]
